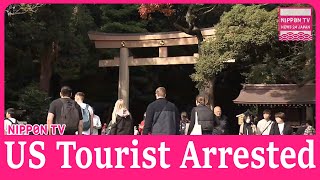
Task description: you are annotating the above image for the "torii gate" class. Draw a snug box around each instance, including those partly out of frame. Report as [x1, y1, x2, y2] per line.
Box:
[88, 28, 233, 107]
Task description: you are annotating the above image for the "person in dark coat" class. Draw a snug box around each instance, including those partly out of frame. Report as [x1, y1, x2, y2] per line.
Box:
[143, 87, 180, 135]
[110, 99, 133, 135]
[239, 113, 258, 135]
[296, 124, 307, 135]
[180, 112, 190, 135]
[269, 112, 293, 135]
[188, 95, 214, 135]
[212, 106, 229, 135]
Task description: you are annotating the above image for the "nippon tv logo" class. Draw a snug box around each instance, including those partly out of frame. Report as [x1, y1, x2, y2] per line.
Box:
[278, 7, 313, 41]
[6, 124, 66, 135]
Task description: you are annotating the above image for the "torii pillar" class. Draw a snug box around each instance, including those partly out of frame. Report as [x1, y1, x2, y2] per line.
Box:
[119, 47, 129, 106]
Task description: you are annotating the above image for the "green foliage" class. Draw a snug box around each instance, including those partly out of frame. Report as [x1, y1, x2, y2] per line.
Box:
[95, 5, 150, 71]
[100, 5, 148, 33]
[192, 4, 315, 88]
[16, 83, 51, 124]
[216, 5, 278, 47]
[6, 4, 156, 107]
[55, 5, 98, 79]
[6, 5, 99, 82]
[5, 5, 99, 114]
[190, 38, 228, 89]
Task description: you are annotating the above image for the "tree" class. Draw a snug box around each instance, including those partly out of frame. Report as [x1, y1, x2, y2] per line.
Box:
[100, 5, 148, 33]
[139, 4, 232, 107]
[191, 5, 315, 87]
[139, 4, 231, 45]
[98, 5, 164, 106]
[16, 83, 51, 124]
[5, 4, 103, 123]
[6, 5, 98, 95]
[55, 5, 97, 80]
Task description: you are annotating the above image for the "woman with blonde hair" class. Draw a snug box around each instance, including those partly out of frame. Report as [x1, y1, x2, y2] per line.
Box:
[110, 99, 133, 135]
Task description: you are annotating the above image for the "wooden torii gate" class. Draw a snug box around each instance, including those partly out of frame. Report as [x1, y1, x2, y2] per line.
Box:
[88, 28, 233, 107]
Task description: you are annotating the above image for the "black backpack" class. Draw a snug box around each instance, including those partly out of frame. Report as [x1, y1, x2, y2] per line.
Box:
[57, 99, 80, 135]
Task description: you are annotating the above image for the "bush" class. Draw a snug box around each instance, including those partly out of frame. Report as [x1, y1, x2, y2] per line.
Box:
[16, 82, 51, 124]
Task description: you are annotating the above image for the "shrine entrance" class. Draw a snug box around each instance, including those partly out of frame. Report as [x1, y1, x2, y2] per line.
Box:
[88, 28, 233, 108]
[88, 28, 215, 108]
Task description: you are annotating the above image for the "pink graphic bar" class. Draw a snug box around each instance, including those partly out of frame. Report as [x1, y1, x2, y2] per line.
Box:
[0, 136, 320, 178]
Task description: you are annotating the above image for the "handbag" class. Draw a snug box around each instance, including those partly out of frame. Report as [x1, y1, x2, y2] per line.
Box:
[190, 112, 202, 135]
[185, 123, 190, 135]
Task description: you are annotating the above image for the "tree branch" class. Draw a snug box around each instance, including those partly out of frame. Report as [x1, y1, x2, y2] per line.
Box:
[194, 5, 217, 16]
[173, 22, 203, 43]
[194, 6, 213, 13]
[6, 4, 44, 17]
[202, 5, 217, 15]
[168, 5, 204, 44]
[186, 5, 195, 32]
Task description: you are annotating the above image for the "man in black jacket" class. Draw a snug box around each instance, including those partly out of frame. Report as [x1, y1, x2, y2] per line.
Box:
[143, 87, 180, 135]
[212, 106, 229, 135]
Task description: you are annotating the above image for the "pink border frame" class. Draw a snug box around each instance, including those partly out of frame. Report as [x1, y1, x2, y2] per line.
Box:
[0, 1, 319, 179]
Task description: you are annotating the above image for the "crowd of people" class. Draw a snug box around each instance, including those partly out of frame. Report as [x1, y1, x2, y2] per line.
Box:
[4, 86, 316, 135]
[240, 110, 315, 135]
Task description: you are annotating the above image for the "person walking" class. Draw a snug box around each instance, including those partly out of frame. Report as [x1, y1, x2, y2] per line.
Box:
[212, 106, 229, 135]
[47, 86, 83, 135]
[257, 109, 273, 135]
[188, 95, 214, 135]
[239, 113, 257, 135]
[4, 108, 18, 135]
[269, 112, 293, 135]
[138, 112, 146, 135]
[110, 99, 133, 135]
[75, 92, 94, 135]
[304, 120, 315, 135]
[92, 110, 102, 135]
[180, 112, 190, 135]
[143, 87, 180, 135]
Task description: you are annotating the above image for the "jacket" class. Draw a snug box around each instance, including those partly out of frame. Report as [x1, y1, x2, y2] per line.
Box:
[269, 122, 293, 135]
[188, 105, 214, 135]
[143, 98, 180, 135]
[212, 115, 229, 135]
[110, 109, 133, 135]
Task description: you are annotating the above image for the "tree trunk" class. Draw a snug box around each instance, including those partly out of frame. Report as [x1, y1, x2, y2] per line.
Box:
[39, 41, 58, 93]
[170, 5, 214, 108]
[200, 77, 215, 110]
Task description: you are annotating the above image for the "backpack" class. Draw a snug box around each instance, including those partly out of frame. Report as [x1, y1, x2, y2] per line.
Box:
[81, 104, 91, 131]
[57, 99, 80, 134]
